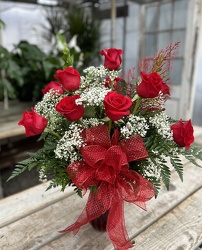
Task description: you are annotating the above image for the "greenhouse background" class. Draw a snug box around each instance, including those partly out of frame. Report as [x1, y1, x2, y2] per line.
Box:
[1, 0, 202, 122]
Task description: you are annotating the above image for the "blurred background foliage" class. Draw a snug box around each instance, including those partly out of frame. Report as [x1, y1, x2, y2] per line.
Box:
[0, 5, 100, 103]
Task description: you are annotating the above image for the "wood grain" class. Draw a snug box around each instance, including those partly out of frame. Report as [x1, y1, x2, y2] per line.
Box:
[0, 161, 201, 250]
[131, 187, 202, 250]
[0, 181, 75, 228]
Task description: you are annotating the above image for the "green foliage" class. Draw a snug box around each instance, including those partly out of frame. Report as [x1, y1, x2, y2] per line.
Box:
[170, 155, 183, 181]
[8, 134, 72, 191]
[146, 176, 161, 197]
[11, 41, 62, 101]
[181, 144, 202, 168]
[67, 7, 100, 67]
[42, 6, 100, 69]
[0, 45, 24, 100]
[62, 47, 74, 68]
[142, 132, 180, 192]
[0, 19, 6, 30]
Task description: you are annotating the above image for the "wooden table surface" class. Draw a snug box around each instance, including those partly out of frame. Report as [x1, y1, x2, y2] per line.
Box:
[0, 101, 33, 141]
[0, 128, 202, 250]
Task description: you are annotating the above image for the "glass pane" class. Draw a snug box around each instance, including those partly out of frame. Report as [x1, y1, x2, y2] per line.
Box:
[145, 5, 158, 32]
[144, 34, 157, 57]
[159, 3, 172, 31]
[173, 0, 188, 29]
[169, 59, 183, 85]
[171, 30, 186, 57]
[157, 32, 171, 51]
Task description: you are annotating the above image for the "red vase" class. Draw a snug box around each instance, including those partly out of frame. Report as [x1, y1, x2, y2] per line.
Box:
[90, 210, 109, 231]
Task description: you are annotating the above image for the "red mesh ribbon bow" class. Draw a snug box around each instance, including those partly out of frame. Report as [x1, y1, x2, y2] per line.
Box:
[60, 125, 155, 250]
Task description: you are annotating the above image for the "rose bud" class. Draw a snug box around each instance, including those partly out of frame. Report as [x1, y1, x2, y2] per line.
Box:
[54, 67, 80, 92]
[104, 91, 132, 121]
[136, 72, 169, 98]
[56, 95, 84, 121]
[18, 108, 48, 137]
[171, 119, 194, 149]
[100, 48, 123, 70]
[42, 81, 64, 95]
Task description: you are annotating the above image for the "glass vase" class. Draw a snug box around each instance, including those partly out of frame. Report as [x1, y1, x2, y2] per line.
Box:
[90, 210, 109, 231]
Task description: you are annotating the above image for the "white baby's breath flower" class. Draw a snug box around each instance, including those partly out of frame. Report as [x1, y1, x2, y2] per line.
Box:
[142, 158, 161, 180]
[79, 86, 111, 107]
[54, 123, 84, 162]
[120, 114, 149, 138]
[39, 166, 47, 183]
[149, 111, 173, 140]
[81, 118, 104, 129]
[34, 90, 64, 130]
[79, 65, 120, 89]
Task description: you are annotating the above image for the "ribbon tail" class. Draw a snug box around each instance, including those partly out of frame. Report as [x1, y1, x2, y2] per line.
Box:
[59, 189, 108, 235]
[107, 195, 134, 250]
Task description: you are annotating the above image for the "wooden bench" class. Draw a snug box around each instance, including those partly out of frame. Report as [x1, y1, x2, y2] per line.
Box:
[0, 128, 202, 249]
[0, 101, 34, 141]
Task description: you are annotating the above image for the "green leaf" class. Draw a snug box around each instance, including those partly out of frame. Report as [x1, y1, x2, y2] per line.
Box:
[147, 176, 161, 197]
[7, 60, 24, 86]
[0, 19, 6, 30]
[170, 156, 183, 181]
[83, 106, 96, 118]
[0, 78, 16, 99]
[62, 47, 74, 68]
[182, 145, 202, 168]
[7, 163, 28, 181]
[117, 80, 128, 96]
[160, 164, 171, 190]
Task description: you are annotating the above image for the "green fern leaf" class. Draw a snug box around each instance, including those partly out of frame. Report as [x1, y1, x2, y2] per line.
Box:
[147, 176, 161, 197]
[170, 156, 183, 181]
[7, 164, 28, 181]
[182, 145, 202, 168]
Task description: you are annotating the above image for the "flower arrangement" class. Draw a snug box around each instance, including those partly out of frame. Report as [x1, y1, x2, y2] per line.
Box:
[11, 43, 202, 250]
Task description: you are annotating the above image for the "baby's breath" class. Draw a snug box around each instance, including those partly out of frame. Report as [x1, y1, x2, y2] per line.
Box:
[35, 90, 64, 130]
[81, 118, 104, 129]
[120, 115, 149, 138]
[149, 111, 173, 140]
[77, 86, 111, 107]
[142, 158, 161, 180]
[79, 65, 120, 89]
[54, 123, 84, 162]
[39, 166, 48, 183]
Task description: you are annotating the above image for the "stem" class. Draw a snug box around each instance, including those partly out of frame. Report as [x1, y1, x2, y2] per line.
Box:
[132, 97, 142, 115]
[45, 129, 61, 139]
[108, 119, 112, 134]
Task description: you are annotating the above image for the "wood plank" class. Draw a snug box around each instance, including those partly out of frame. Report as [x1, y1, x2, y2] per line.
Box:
[131, 187, 202, 250]
[0, 162, 202, 250]
[0, 124, 25, 139]
[0, 181, 75, 228]
[39, 162, 202, 250]
[0, 101, 33, 140]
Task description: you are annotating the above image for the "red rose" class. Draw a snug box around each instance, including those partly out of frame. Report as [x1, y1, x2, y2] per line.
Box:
[54, 67, 80, 92]
[42, 81, 64, 95]
[136, 72, 169, 98]
[161, 83, 170, 96]
[171, 119, 194, 149]
[104, 91, 132, 121]
[100, 48, 123, 70]
[18, 108, 48, 137]
[56, 95, 84, 121]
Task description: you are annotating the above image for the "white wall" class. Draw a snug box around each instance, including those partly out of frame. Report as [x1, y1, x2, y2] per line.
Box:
[0, 1, 48, 52]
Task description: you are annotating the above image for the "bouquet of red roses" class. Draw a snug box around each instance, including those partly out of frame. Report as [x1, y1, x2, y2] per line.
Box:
[11, 43, 202, 250]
